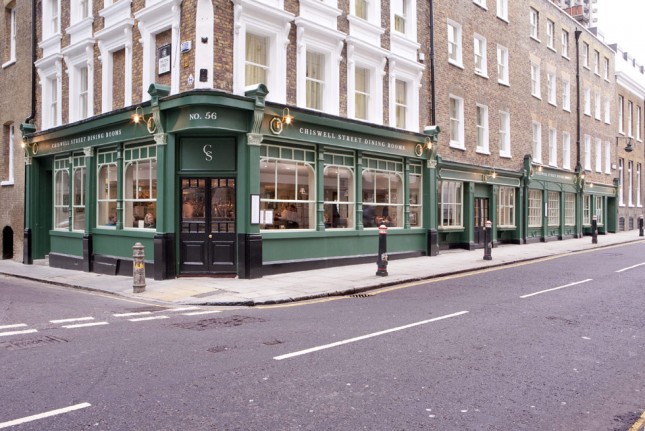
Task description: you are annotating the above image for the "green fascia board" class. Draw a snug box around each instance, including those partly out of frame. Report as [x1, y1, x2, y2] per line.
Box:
[165, 105, 251, 134]
[584, 184, 616, 196]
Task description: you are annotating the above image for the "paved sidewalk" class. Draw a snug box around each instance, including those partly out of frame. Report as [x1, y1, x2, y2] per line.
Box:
[1, 231, 643, 306]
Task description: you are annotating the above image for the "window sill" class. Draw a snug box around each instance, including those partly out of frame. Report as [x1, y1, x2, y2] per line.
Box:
[563, 108, 571, 113]
[530, 36, 541, 43]
[499, 152, 511, 159]
[473, 2, 488, 11]
[496, 16, 509, 24]
[498, 80, 510, 87]
[475, 71, 489, 79]
[532, 94, 542, 100]
[0, 180, 14, 187]
[562, 55, 570, 61]
[438, 226, 465, 232]
[448, 60, 464, 70]
[547, 46, 556, 53]
[2, 59, 16, 69]
[476, 149, 491, 155]
[548, 101, 557, 107]
[449, 142, 466, 150]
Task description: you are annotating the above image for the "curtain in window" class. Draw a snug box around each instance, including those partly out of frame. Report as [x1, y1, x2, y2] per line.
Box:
[395, 80, 407, 128]
[306, 52, 324, 110]
[355, 67, 369, 120]
[245, 33, 268, 87]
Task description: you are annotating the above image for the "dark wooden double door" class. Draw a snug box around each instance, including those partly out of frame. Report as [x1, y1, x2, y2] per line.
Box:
[474, 197, 489, 246]
[179, 178, 236, 275]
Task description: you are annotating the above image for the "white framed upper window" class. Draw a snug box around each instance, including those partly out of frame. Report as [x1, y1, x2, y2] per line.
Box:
[64, 47, 94, 123]
[628, 101, 634, 137]
[474, 34, 487, 77]
[1, 123, 15, 186]
[36, 59, 63, 129]
[619, 158, 624, 206]
[476, 104, 489, 154]
[605, 97, 611, 124]
[354, 0, 368, 19]
[595, 138, 602, 173]
[562, 131, 571, 170]
[5, 6, 16, 65]
[71, 0, 92, 24]
[499, 110, 510, 157]
[393, 0, 409, 35]
[562, 78, 570, 111]
[474, 0, 487, 8]
[79, 66, 89, 120]
[561, 30, 569, 58]
[546, 20, 554, 50]
[497, 44, 509, 85]
[447, 20, 463, 68]
[532, 121, 542, 163]
[232, 2, 293, 104]
[637, 106, 642, 141]
[605, 142, 611, 174]
[44, 0, 61, 37]
[628, 161, 634, 206]
[354, 66, 370, 121]
[531, 63, 541, 98]
[548, 127, 557, 166]
[394, 79, 408, 129]
[584, 88, 591, 116]
[594, 50, 600, 75]
[529, 8, 539, 40]
[547, 72, 556, 105]
[584, 135, 591, 171]
[347, 45, 386, 124]
[449, 95, 465, 150]
[582, 42, 589, 68]
[496, 0, 508, 20]
[619, 95, 624, 133]
[604, 57, 610, 80]
[637, 163, 642, 207]
[305, 51, 325, 111]
[594, 93, 601, 120]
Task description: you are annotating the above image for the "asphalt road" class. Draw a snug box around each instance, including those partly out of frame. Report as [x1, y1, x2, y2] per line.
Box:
[1, 242, 645, 430]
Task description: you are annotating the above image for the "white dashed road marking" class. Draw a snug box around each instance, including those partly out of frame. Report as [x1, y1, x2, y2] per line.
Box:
[0, 324, 28, 330]
[520, 279, 593, 299]
[62, 322, 109, 329]
[128, 316, 169, 322]
[0, 402, 91, 430]
[50, 317, 94, 324]
[0, 329, 38, 337]
[113, 311, 152, 317]
[182, 310, 222, 316]
[615, 262, 645, 273]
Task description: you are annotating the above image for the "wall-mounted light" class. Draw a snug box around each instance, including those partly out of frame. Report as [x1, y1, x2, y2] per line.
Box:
[529, 164, 543, 177]
[616, 135, 633, 152]
[270, 107, 293, 135]
[483, 169, 497, 182]
[131, 106, 157, 134]
[574, 172, 585, 188]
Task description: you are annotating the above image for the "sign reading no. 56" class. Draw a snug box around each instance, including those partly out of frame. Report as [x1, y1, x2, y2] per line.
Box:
[189, 111, 217, 121]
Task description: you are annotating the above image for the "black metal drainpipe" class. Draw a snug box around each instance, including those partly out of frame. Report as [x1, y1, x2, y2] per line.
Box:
[574, 28, 582, 172]
[429, 0, 436, 125]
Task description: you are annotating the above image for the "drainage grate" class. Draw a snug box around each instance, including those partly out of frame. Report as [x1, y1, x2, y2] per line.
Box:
[116, 305, 170, 313]
[349, 293, 374, 298]
[172, 315, 265, 331]
[1, 335, 68, 351]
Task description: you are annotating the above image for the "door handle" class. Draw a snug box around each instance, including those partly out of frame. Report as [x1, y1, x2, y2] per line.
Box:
[208, 234, 212, 239]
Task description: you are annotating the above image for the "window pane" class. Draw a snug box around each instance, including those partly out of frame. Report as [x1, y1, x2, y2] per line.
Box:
[245, 33, 268, 87]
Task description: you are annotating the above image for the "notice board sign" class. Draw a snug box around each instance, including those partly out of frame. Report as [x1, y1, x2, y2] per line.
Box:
[158, 44, 171, 75]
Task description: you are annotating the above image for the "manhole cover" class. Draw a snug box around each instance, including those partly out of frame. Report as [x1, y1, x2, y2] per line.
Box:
[172, 315, 265, 331]
[1, 335, 68, 351]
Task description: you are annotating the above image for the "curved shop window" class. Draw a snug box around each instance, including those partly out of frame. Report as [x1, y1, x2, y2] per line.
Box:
[260, 144, 315, 230]
[53, 158, 70, 230]
[124, 144, 157, 229]
[97, 150, 118, 227]
[362, 157, 404, 228]
[323, 153, 355, 229]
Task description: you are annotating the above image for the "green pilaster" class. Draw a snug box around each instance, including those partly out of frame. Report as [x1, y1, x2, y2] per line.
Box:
[317, 149, 325, 230]
[164, 133, 177, 232]
[464, 182, 475, 245]
[116, 143, 124, 230]
[84, 147, 95, 232]
[155, 134, 167, 233]
[428, 162, 438, 229]
[542, 188, 548, 240]
[516, 184, 524, 242]
[491, 185, 498, 241]
[404, 160, 411, 229]
[244, 133, 262, 234]
[357, 152, 364, 230]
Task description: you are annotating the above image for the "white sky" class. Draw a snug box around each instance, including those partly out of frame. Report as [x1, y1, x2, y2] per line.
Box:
[595, 0, 645, 62]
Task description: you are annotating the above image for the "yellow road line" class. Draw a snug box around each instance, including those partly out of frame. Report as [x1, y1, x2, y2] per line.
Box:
[629, 410, 645, 431]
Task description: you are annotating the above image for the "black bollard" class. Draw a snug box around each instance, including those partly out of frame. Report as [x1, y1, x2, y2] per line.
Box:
[639, 216, 644, 237]
[591, 216, 598, 244]
[483, 220, 492, 261]
[376, 224, 388, 276]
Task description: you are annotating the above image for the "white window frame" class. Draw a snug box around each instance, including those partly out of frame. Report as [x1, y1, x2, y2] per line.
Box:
[5, 7, 16, 66]
[528, 189, 542, 228]
[71, 0, 92, 24]
[532, 121, 542, 163]
[36, 59, 63, 129]
[43, 0, 61, 38]
[497, 44, 509, 85]
[387, 61, 422, 132]
[548, 127, 557, 167]
[476, 104, 489, 154]
[584, 135, 591, 171]
[595, 138, 602, 173]
[605, 141, 611, 174]
[496, 0, 508, 21]
[561, 30, 569, 58]
[531, 63, 541, 98]
[394, 79, 408, 129]
[564, 192, 575, 226]
[499, 110, 511, 158]
[529, 8, 539, 40]
[439, 181, 463, 229]
[547, 191, 559, 227]
[449, 95, 465, 150]
[546, 19, 554, 50]
[604, 57, 610, 80]
[497, 186, 515, 228]
[628, 161, 634, 207]
[604, 97, 611, 124]
[562, 79, 570, 111]
[1, 124, 15, 186]
[474, 34, 488, 77]
[583, 195, 591, 225]
[232, 2, 293, 104]
[562, 132, 571, 170]
[637, 106, 642, 141]
[596, 197, 604, 226]
[584, 88, 591, 116]
[619, 158, 625, 206]
[594, 93, 601, 120]
[628, 101, 634, 137]
[347, 46, 386, 124]
[582, 42, 589, 69]
[473, 0, 487, 8]
[594, 50, 600, 75]
[637, 163, 642, 207]
[619, 96, 624, 133]
[547, 72, 556, 105]
[63, 49, 94, 123]
[447, 20, 463, 68]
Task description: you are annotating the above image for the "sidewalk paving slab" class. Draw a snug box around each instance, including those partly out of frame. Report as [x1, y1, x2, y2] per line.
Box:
[0, 231, 643, 307]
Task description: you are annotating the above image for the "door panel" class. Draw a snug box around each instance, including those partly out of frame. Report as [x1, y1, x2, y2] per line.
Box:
[474, 198, 489, 246]
[179, 178, 236, 275]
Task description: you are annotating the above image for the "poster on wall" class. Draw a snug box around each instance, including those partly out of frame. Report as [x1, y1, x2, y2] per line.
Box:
[158, 44, 171, 75]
